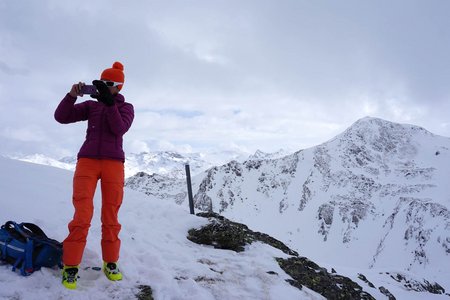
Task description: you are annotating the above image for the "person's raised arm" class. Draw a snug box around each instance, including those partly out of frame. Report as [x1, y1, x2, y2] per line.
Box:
[54, 82, 89, 124]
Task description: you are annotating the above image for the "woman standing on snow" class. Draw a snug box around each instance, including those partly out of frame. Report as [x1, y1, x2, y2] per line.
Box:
[54, 62, 134, 289]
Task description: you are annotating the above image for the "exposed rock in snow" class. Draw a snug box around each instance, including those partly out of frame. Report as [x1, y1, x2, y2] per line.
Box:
[188, 212, 376, 300]
[247, 149, 291, 161]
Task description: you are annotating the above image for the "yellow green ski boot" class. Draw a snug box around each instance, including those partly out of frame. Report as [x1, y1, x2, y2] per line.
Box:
[62, 265, 79, 290]
[103, 262, 123, 281]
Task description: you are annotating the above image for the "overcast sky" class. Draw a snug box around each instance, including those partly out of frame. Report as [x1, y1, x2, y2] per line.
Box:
[1, 0, 449, 158]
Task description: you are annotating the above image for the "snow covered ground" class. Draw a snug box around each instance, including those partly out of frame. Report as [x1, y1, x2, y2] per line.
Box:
[0, 156, 322, 299]
[1, 155, 448, 299]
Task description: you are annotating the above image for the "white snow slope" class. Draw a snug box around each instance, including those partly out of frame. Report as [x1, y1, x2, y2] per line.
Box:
[127, 117, 450, 299]
[190, 118, 450, 274]
[0, 156, 323, 300]
[127, 118, 450, 269]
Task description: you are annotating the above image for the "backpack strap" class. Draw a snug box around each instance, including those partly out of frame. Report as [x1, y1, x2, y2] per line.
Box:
[3, 222, 35, 275]
[23, 240, 34, 275]
[3, 221, 18, 234]
[12, 256, 23, 273]
[19, 223, 61, 252]
[20, 223, 47, 238]
[10, 240, 33, 276]
[0, 240, 7, 260]
[5, 221, 29, 239]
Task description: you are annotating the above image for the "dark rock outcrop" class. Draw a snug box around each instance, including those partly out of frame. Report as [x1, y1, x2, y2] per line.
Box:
[358, 273, 375, 288]
[188, 212, 375, 300]
[135, 285, 154, 300]
[278, 257, 375, 300]
[188, 212, 297, 256]
[379, 286, 396, 300]
[387, 272, 446, 294]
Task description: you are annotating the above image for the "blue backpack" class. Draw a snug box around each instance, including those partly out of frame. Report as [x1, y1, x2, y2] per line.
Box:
[0, 221, 62, 276]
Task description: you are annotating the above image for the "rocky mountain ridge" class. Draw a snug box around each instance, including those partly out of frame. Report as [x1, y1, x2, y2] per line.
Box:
[126, 117, 450, 280]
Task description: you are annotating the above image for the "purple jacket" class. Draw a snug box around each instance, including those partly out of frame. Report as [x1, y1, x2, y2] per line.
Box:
[54, 93, 134, 162]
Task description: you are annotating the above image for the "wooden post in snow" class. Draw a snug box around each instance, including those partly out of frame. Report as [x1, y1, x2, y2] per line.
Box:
[185, 164, 195, 215]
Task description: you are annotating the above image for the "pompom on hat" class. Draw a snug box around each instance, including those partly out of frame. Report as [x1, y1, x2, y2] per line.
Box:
[101, 61, 125, 90]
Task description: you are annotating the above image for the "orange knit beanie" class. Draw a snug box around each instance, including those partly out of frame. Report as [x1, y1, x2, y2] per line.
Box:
[101, 61, 125, 90]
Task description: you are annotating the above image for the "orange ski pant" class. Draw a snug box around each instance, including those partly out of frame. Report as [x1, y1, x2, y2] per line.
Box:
[63, 158, 124, 266]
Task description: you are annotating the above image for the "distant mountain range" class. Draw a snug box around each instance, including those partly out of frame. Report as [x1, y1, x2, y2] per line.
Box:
[10, 149, 288, 179]
[125, 117, 450, 281]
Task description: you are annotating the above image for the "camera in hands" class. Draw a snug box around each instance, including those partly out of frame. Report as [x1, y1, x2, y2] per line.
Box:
[80, 85, 98, 96]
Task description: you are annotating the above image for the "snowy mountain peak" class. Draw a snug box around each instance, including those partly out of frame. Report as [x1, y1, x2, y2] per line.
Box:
[125, 117, 450, 282]
[338, 117, 434, 147]
[247, 149, 290, 160]
[321, 116, 449, 173]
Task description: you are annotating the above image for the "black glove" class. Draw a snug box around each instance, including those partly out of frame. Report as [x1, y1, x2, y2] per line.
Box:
[92, 80, 115, 106]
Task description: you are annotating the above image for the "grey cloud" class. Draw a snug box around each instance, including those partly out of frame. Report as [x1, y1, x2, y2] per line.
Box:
[0, 0, 449, 157]
[0, 61, 28, 76]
